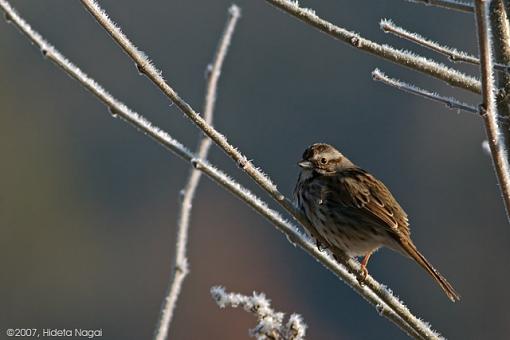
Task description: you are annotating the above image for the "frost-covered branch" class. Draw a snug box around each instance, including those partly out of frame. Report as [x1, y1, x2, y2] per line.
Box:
[263, 0, 480, 93]
[475, 0, 510, 221]
[154, 6, 241, 340]
[372, 68, 479, 114]
[77, 2, 442, 339]
[211, 286, 307, 340]
[0, 1, 440, 339]
[405, 0, 474, 12]
[381, 19, 509, 72]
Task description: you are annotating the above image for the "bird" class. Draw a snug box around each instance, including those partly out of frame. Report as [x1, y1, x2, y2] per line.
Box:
[293, 143, 460, 302]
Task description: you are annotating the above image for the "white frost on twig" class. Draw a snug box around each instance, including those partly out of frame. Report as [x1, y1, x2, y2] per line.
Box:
[265, 0, 480, 93]
[381, 18, 509, 72]
[405, 0, 474, 12]
[381, 19, 477, 64]
[211, 286, 307, 340]
[372, 68, 479, 114]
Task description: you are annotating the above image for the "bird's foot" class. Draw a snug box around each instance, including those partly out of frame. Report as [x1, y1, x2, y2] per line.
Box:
[316, 240, 325, 252]
[357, 266, 368, 286]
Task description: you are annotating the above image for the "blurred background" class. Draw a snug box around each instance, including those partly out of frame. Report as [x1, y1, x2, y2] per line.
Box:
[1, 0, 508, 339]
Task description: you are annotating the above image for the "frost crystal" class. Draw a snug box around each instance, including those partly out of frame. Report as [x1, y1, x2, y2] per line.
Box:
[211, 286, 307, 339]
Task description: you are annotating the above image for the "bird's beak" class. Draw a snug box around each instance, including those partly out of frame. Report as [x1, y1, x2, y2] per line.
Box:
[298, 160, 313, 169]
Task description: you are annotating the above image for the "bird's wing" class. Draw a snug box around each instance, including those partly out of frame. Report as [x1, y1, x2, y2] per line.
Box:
[330, 168, 410, 238]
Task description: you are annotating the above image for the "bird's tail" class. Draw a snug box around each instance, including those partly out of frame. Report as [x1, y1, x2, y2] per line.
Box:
[401, 241, 460, 302]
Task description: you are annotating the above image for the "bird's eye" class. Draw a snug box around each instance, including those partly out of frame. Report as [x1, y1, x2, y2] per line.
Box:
[320, 157, 327, 164]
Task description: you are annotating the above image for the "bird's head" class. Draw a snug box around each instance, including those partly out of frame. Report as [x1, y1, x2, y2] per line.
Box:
[298, 143, 353, 175]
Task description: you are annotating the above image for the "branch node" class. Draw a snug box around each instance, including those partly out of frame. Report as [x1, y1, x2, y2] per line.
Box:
[108, 106, 119, 118]
[190, 158, 201, 169]
[174, 260, 189, 275]
[237, 158, 248, 169]
[204, 63, 213, 80]
[478, 103, 488, 117]
[376, 304, 386, 316]
[497, 87, 508, 102]
[136, 62, 146, 75]
[350, 36, 361, 47]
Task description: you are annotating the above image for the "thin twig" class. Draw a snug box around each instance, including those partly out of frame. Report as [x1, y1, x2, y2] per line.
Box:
[381, 19, 509, 72]
[475, 0, 510, 220]
[0, 1, 438, 339]
[372, 68, 479, 114]
[153, 6, 241, 340]
[263, 0, 480, 93]
[78, 1, 442, 338]
[405, 0, 474, 12]
[211, 286, 307, 340]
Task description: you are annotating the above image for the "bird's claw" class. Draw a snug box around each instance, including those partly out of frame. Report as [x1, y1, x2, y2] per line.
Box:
[357, 266, 368, 286]
[316, 240, 325, 251]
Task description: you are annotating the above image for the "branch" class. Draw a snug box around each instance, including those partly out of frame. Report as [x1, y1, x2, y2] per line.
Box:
[262, 0, 480, 93]
[474, 0, 510, 221]
[405, 0, 474, 12]
[77, 1, 442, 339]
[153, 6, 241, 340]
[372, 68, 479, 114]
[381, 18, 509, 72]
[0, 1, 439, 339]
[211, 286, 307, 340]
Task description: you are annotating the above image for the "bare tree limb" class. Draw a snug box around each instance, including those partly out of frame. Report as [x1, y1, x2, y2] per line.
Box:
[489, 1, 510, 120]
[372, 68, 479, 114]
[475, 0, 510, 220]
[381, 18, 509, 72]
[153, 6, 241, 340]
[0, 1, 439, 338]
[263, 0, 480, 93]
[405, 0, 474, 12]
[78, 1, 443, 338]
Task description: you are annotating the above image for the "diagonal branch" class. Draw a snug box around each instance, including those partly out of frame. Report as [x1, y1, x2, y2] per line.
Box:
[153, 6, 241, 340]
[372, 68, 479, 114]
[263, 0, 480, 93]
[475, 0, 510, 220]
[78, 1, 442, 338]
[405, 0, 474, 12]
[0, 1, 439, 339]
[381, 18, 509, 72]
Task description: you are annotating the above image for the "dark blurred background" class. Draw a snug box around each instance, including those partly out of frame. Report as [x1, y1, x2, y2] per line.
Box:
[1, 0, 508, 339]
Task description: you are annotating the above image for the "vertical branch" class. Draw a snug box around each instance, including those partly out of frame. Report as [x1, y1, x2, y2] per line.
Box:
[475, 0, 510, 220]
[154, 6, 241, 340]
[490, 1, 510, 114]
